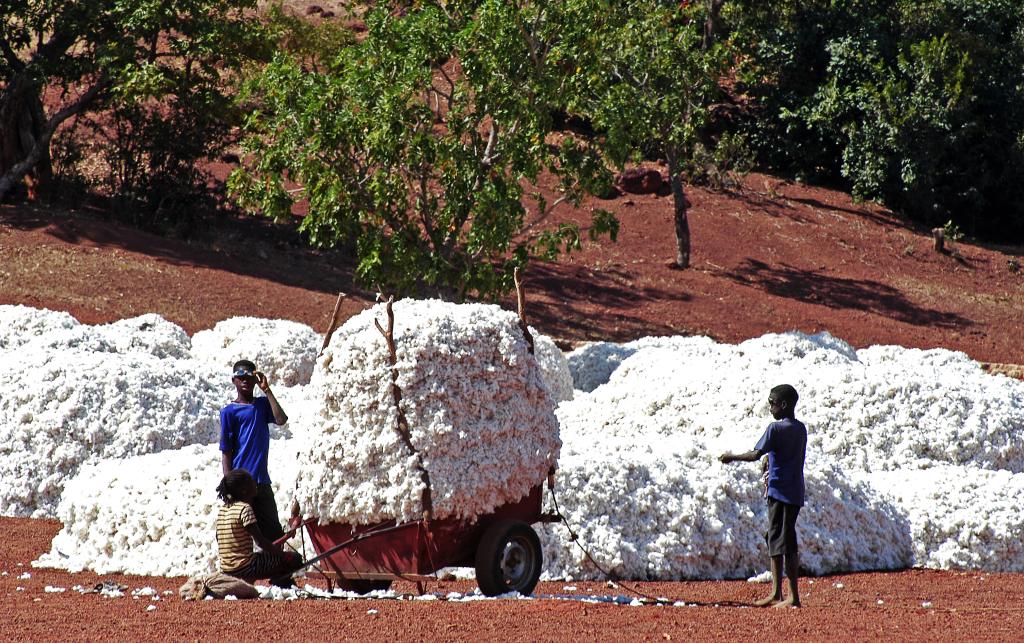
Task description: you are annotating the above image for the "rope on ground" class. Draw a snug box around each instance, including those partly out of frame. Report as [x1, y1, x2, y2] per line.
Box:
[548, 484, 671, 604]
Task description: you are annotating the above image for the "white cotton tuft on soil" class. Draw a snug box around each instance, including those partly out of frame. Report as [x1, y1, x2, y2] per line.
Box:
[0, 306, 226, 518]
[34, 440, 302, 576]
[544, 331, 1024, 579]
[293, 299, 560, 524]
[191, 317, 322, 387]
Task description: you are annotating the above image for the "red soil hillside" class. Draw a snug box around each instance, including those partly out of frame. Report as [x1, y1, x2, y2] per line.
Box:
[2, 171, 1023, 364]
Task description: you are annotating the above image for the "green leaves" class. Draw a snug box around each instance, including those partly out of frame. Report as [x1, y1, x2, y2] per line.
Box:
[232, 2, 617, 300]
[1, 0, 262, 217]
[733, 0, 1024, 237]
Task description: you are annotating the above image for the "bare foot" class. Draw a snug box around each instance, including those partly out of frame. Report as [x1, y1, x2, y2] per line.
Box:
[753, 595, 782, 607]
[772, 598, 801, 609]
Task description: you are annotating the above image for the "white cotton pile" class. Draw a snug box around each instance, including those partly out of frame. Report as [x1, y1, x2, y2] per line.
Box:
[34, 439, 303, 576]
[11, 302, 1024, 580]
[0, 307, 228, 518]
[191, 317, 321, 387]
[545, 331, 1024, 579]
[293, 299, 560, 524]
[532, 332, 573, 403]
[539, 421, 911, 580]
[566, 336, 682, 393]
[93, 314, 193, 360]
[0, 306, 191, 360]
[567, 332, 1024, 474]
[0, 305, 82, 350]
[863, 466, 1024, 572]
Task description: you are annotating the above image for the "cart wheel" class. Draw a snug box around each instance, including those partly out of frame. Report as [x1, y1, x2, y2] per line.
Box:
[474, 520, 542, 597]
[335, 579, 393, 595]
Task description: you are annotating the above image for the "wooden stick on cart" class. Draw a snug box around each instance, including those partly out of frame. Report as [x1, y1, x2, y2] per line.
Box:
[514, 267, 534, 354]
[319, 292, 347, 357]
[374, 297, 434, 523]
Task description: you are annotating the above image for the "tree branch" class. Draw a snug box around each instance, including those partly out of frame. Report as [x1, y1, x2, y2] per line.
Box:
[0, 79, 108, 201]
[374, 297, 434, 522]
[0, 36, 25, 72]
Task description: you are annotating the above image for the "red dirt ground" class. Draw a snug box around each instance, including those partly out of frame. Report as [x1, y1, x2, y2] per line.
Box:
[2, 518, 1023, 641]
[3, 172, 1022, 363]
[3, 163, 1024, 639]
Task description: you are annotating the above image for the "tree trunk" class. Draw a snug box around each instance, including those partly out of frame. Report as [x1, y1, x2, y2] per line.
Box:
[703, 0, 727, 50]
[666, 147, 691, 269]
[0, 78, 105, 202]
[0, 76, 53, 200]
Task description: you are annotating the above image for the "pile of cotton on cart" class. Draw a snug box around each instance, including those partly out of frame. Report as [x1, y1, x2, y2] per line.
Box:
[291, 298, 561, 524]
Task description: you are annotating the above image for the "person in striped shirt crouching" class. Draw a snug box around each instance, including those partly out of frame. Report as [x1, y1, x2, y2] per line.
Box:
[216, 469, 303, 588]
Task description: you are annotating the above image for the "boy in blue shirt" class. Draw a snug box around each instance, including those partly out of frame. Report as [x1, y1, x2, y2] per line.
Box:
[220, 359, 289, 541]
[720, 384, 806, 608]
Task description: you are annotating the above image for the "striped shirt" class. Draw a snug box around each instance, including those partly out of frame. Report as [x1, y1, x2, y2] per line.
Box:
[216, 501, 257, 572]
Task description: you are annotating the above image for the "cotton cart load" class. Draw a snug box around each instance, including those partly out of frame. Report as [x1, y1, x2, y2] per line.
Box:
[289, 297, 561, 596]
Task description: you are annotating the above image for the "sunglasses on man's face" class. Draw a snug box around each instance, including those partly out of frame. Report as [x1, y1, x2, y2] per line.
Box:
[233, 369, 255, 379]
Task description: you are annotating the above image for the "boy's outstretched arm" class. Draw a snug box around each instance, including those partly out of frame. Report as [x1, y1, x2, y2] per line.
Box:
[719, 449, 763, 464]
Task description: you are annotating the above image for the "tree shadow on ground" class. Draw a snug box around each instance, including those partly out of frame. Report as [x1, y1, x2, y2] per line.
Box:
[521, 261, 686, 342]
[724, 259, 970, 329]
[780, 195, 913, 229]
[718, 183, 923, 232]
[0, 204, 364, 298]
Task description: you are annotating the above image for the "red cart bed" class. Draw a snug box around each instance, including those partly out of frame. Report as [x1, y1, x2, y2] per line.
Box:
[289, 483, 556, 596]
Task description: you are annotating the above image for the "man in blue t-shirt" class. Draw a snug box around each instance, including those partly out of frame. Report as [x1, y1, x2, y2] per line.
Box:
[220, 359, 289, 541]
[720, 384, 807, 608]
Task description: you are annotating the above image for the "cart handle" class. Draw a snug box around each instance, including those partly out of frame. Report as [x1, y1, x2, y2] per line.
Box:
[272, 516, 318, 547]
[274, 518, 433, 574]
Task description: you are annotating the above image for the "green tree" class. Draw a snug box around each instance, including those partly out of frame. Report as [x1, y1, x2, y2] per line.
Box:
[230, 2, 616, 300]
[733, 0, 1024, 239]
[0, 0, 260, 203]
[557, 0, 731, 268]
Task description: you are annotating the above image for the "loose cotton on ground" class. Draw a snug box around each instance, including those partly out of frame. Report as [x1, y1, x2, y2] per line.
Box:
[293, 299, 560, 525]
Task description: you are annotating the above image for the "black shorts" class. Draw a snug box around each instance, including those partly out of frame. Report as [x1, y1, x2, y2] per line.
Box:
[765, 497, 800, 557]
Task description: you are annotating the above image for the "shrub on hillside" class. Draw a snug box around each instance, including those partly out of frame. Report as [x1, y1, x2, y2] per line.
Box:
[732, 0, 1024, 240]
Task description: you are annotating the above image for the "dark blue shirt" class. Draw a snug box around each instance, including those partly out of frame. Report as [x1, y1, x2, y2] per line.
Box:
[754, 417, 807, 506]
[219, 396, 276, 485]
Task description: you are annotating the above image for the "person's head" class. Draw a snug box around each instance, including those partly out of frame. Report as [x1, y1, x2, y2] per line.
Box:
[768, 384, 799, 420]
[216, 468, 257, 503]
[231, 359, 257, 397]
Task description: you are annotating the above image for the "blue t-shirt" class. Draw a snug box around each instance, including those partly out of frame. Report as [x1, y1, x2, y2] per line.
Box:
[754, 417, 807, 506]
[219, 396, 276, 485]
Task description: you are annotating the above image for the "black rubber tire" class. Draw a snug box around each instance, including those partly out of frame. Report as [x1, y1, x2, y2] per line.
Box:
[335, 578, 393, 594]
[474, 520, 543, 597]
